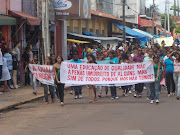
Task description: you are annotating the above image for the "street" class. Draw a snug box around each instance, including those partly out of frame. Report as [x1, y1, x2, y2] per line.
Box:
[0, 87, 180, 135]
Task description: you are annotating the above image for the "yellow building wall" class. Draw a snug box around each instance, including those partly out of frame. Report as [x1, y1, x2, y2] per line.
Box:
[66, 16, 108, 36]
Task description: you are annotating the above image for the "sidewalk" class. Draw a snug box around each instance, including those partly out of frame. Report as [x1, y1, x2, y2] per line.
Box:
[0, 85, 69, 112]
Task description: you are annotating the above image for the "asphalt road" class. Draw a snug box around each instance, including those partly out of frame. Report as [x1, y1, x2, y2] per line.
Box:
[0, 87, 180, 135]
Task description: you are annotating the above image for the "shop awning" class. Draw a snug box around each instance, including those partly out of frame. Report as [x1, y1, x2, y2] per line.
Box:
[0, 15, 16, 25]
[113, 22, 149, 44]
[133, 29, 160, 38]
[68, 32, 123, 41]
[9, 11, 40, 25]
[133, 28, 153, 38]
[67, 39, 90, 43]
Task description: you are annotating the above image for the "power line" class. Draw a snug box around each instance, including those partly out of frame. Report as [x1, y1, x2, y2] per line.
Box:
[97, 0, 139, 13]
[126, 4, 139, 14]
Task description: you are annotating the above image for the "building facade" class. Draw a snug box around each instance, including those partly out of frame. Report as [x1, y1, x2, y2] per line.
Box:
[114, 0, 146, 24]
[91, 0, 146, 24]
[91, 0, 114, 15]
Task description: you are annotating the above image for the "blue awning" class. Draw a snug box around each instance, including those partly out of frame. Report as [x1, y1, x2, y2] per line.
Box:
[82, 31, 92, 36]
[144, 31, 160, 38]
[113, 22, 150, 44]
[82, 31, 105, 37]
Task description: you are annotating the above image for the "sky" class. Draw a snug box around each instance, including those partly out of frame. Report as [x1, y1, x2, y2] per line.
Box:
[146, 0, 174, 14]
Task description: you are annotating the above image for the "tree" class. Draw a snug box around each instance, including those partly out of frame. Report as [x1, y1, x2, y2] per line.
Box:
[170, 5, 180, 14]
[175, 25, 180, 33]
[149, 4, 160, 17]
[161, 14, 176, 32]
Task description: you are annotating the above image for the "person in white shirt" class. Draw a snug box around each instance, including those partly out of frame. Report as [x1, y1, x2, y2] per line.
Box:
[0, 57, 11, 92]
[14, 43, 21, 85]
[91, 45, 97, 57]
[0, 49, 3, 79]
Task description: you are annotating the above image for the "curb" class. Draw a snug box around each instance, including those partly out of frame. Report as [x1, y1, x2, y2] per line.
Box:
[0, 86, 70, 113]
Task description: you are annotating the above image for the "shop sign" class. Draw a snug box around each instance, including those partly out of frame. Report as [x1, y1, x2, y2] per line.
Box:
[55, 0, 91, 19]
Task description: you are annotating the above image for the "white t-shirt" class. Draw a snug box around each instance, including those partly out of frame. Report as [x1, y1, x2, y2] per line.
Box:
[29, 51, 33, 61]
[15, 47, 20, 61]
[92, 49, 97, 56]
[0, 50, 3, 65]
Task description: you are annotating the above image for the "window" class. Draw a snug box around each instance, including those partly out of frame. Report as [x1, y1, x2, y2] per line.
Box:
[67, 26, 70, 32]
[90, 29, 93, 32]
[74, 27, 78, 33]
[96, 29, 99, 34]
[82, 28, 86, 32]
[102, 30, 105, 36]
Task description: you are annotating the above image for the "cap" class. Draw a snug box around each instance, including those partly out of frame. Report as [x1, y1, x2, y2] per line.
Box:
[118, 46, 124, 50]
[73, 44, 76, 47]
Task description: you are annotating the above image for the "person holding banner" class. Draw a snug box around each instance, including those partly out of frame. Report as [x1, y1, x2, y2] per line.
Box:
[44, 57, 55, 104]
[25, 55, 39, 95]
[173, 52, 180, 100]
[121, 53, 131, 97]
[70, 53, 83, 99]
[107, 51, 119, 100]
[96, 52, 110, 98]
[87, 54, 97, 103]
[53, 55, 65, 106]
[143, 49, 154, 100]
[150, 56, 160, 104]
[130, 47, 145, 98]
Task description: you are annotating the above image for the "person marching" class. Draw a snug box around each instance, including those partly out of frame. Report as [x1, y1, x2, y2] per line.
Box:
[25, 55, 39, 95]
[53, 55, 65, 106]
[107, 51, 119, 99]
[173, 51, 180, 100]
[87, 54, 97, 103]
[43, 57, 55, 104]
[130, 47, 145, 98]
[163, 51, 175, 98]
[70, 53, 83, 99]
[150, 56, 160, 104]
[96, 52, 110, 97]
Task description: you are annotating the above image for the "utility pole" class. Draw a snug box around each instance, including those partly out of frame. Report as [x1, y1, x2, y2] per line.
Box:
[152, 0, 155, 44]
[42, 0, 50, 61]
[123, 0, 126, 44]
[178, 0, 180, 16]
[174, 0, 177, 16]
[168, 0, 170, 32]
[165, 0, 167, 36]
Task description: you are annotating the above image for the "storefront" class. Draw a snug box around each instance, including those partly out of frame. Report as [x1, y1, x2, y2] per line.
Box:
[0, 15, 16, 53]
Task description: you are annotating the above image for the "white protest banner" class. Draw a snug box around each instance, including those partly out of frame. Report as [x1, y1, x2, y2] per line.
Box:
[29, 64, 55, 86]
[156, 37, 174, 47]
[174, 63, 180, 73]
[60, 62, 155, 85]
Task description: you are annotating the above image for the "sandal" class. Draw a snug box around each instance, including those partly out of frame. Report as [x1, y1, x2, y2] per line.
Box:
[60, 102, 64, 106]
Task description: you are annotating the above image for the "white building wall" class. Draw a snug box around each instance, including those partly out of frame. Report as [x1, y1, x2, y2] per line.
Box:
[91, 0, 97, 11]
[90, 0, 145, 24]
[113, 0, 146, 24]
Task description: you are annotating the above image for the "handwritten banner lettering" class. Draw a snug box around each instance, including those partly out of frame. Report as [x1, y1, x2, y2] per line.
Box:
[60, 62, 155, 85]
[29, 64, 55, 86]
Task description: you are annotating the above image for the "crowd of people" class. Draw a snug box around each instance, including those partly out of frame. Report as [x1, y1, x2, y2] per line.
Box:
[0, 42, 20, 94]
[0, 39, 180, 106]
[65, 41, 180, 105]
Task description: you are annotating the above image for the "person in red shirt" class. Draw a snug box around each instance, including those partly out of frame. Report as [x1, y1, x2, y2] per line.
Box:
[77, 44, 83, 59]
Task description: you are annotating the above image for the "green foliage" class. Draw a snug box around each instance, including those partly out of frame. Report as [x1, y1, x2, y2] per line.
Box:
[161, 14, 176, 32]
[170, 5, 180, 12]
[175, 25, 180, 33]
